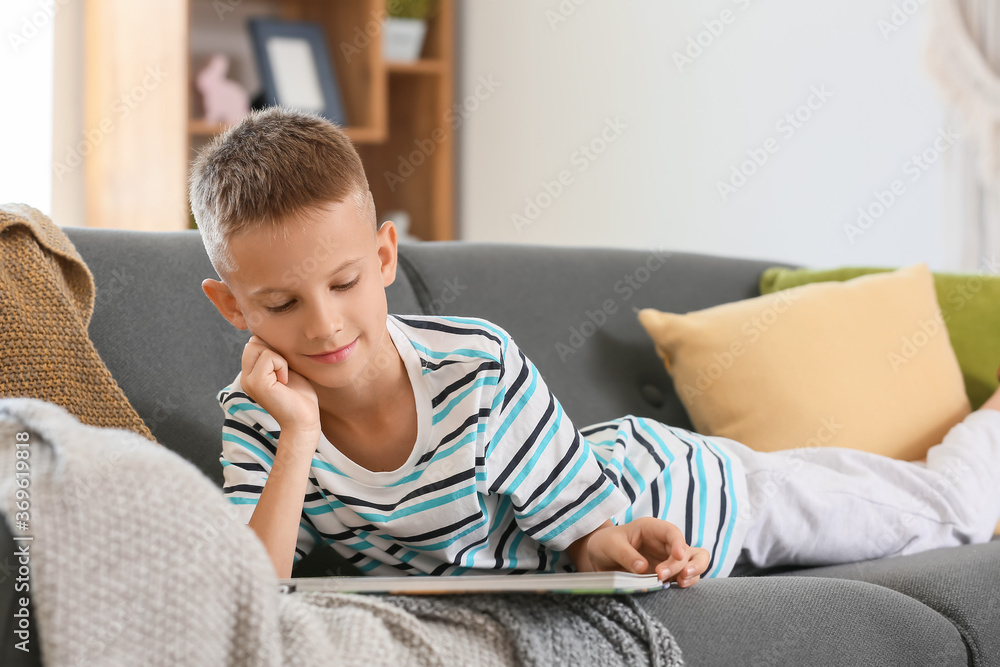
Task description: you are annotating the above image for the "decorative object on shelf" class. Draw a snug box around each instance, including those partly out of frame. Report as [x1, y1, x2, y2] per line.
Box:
[194, 54, 251, 125]
[247, 17, 347, 126]
[383, 0, 439, 62]
[381, 210, 421, 243]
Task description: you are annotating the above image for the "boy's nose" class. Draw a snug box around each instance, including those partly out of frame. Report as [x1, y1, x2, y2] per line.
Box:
[304, 300, 343, 340]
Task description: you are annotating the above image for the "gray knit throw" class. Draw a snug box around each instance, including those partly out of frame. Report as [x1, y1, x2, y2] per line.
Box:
[0, 397, 685, 667]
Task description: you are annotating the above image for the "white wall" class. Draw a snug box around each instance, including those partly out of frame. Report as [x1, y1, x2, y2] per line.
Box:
[457, 0, 954, 271]
[0, 1, 55, 217]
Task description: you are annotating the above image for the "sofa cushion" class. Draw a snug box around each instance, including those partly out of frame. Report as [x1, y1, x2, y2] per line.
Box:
[635, 263, 971, 462]
[761, 264, 1000, 412]
[636, 575, 968, 665]
[770, 538, 1000, 667]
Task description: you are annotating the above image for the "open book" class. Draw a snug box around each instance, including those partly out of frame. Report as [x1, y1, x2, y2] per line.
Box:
[277, 571, 670, 595]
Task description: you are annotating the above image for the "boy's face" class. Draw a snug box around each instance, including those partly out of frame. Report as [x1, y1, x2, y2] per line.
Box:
[202, 195, 398, 391]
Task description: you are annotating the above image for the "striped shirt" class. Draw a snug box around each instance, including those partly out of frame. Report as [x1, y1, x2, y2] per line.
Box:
[217, 314, 749, 578]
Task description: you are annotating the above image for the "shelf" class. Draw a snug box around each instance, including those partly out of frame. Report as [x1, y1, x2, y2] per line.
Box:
[189, 119, 228, 136]
[386, 59, 447, 75]
[85, 0, 454, 239]
[189, 118, 387, 144]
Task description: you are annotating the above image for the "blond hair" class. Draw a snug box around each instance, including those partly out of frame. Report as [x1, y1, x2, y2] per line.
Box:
[189, 106, 376, 281]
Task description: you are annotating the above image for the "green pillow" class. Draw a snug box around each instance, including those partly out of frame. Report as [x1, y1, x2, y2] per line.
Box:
[760, 266, 1000, 411]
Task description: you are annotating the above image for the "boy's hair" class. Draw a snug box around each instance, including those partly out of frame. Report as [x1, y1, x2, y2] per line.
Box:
[189, 106, 377, 281]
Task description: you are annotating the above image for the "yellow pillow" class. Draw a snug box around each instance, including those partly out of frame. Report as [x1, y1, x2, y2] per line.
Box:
[636, 262, 971, 463]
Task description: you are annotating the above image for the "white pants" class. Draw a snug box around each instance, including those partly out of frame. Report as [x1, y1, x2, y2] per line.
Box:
[720, 408, 1000, 570]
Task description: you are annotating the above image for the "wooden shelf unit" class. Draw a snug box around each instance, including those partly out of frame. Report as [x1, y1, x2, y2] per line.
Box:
[84, 0, 455, 241]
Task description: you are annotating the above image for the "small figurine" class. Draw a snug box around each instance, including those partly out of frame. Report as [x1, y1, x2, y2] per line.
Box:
[195, 54, 250, 125]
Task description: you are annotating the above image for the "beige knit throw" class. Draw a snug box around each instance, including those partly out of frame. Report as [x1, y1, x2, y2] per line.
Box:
[0, 397, 685, 667]
[0, 203, 155, 442]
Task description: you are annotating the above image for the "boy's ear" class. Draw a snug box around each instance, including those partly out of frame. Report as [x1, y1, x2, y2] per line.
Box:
[202, 278, 250, 331]
[377, 220, 398, 287]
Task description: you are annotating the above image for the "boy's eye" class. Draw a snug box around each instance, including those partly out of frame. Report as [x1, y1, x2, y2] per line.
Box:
[264, 277, 360, 314]
[336, 277, 360, 291]
[265, 302, 293, 314]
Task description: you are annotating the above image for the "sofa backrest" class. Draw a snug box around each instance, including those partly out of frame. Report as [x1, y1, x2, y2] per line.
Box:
[62, 227, 798, 487]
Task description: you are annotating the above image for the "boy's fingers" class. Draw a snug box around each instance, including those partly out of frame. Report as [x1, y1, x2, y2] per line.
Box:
[655, 558, 687, 581]
[610, 539, 647, 574]
[691, 547, 711, 575]
[244, 337, 287, 378]
[242, 338, 269, 375]
[244, 346, 289, 395]
[636, 517, 678, 543]
[641, 518, 687, 560]
[672, 549, 711, 584]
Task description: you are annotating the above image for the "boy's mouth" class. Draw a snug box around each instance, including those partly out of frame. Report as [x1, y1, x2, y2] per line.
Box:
[307, 337, 358, 363]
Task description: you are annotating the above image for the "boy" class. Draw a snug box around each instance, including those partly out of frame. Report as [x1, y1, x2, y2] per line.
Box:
[193, 107, 1000, 585]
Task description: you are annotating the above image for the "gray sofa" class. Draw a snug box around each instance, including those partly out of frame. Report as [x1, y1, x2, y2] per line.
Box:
[7, 227, 1000, 666]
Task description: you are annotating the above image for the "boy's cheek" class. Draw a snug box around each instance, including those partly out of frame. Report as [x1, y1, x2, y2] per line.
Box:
[239, 308, 269, 334]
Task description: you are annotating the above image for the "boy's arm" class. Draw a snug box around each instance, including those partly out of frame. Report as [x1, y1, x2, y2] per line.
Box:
[481, 324, 630, 553]
[481, 323, 705, 587]
[246, 426, 321, 579]
[565, 519, 613, 572]
[218, 381, 321, 578]
[224, 336, 325, 577]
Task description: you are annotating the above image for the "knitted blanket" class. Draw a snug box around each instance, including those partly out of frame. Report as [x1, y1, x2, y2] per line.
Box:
[0, 369, 686, 665]
[0, 397, 685, 666]
[0, 203, 154, 442]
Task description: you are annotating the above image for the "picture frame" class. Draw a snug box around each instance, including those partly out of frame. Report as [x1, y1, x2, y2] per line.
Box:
[247, 17, 348, 126]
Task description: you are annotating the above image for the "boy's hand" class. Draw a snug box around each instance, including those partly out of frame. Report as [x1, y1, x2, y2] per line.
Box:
[580, 517, 710, 588]
[241, 335, 321, 437]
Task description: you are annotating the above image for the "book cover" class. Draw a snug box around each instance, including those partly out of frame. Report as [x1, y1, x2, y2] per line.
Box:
[277, 571, 672, 595]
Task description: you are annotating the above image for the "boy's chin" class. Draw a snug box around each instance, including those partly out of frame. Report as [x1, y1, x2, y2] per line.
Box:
[299, 366, 359, 390]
